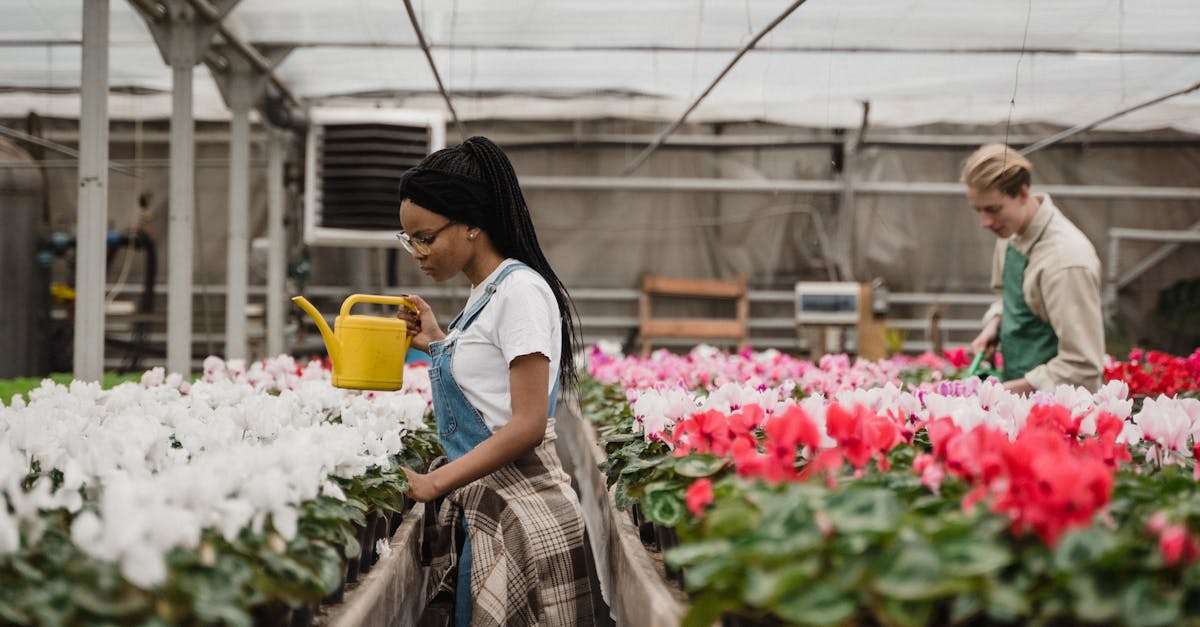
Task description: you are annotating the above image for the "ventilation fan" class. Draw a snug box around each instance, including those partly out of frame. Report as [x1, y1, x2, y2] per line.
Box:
[302, 107, 446, 246]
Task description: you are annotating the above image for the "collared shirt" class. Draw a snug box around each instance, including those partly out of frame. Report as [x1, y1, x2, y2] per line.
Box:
[982, 193, 1105, 392]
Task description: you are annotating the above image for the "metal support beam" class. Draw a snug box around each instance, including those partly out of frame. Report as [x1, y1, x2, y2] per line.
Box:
[222, 70, 252, 360]
[1116, 220, 1200, 292]
[835, 102, 870, 281]
[1104, 226, 1200, 323]
[1021, 79, 1200, 156]
[265, 127, 287, 356]
[519, 175, 1200, 200]
[183, 0, 300, 107]
[210, 45, 286, 361]
[137, 0, 230, 375]
[402, 0, 466, 141]
[74, 0, 109, 382]
[620, 0, 811, 175]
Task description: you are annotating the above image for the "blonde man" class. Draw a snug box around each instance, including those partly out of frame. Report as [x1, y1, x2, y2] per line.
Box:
[963, 143, 1104, 393]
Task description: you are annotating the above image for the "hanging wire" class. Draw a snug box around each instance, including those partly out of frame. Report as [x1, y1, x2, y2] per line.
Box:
[1003, 0, 1034, 153]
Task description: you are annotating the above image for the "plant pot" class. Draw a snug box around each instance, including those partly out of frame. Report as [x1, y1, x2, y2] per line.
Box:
[322, 562, 346, 605]
[654, 524, 682, 582]
[721, 613, 776, 627]
[250, 603, 291, 627]
[358, 512, 379, 574]
[289, 604, 316, 627]
[345, 523, 363, 583]
[375, 511, 390, 554]
[389, 508, 403, 536]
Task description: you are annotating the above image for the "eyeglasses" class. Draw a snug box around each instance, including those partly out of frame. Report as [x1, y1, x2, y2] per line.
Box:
[396, 220, 456, 256]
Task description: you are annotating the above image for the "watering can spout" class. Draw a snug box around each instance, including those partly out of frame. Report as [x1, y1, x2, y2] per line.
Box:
[291, 296, 341, 365]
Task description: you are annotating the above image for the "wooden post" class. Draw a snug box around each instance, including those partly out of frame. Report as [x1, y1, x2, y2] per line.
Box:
[856, 283, 888, 360]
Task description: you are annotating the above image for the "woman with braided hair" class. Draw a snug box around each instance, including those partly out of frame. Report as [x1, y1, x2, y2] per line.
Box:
[394, 136, 594, 626]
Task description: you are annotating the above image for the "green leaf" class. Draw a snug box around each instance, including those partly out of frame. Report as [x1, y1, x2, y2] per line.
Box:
[704, 503, 758, 538]
[0, 600, 30, 625]
[743, 560, 821, 608]
[875, 598, 934, 627]
[1119, 578, 1182, 627]
[773, 582, 857, 626]
[642, 489, 684, 527]
[664, 539, 733, 568]
[938, 538, 1011, 578]
[825, 488, 900, 535]
[673, 455, 727, 478]
[619, 454, 667, 475]
[1067, 573, 1120, 624]
[1053, 528, 1117, 573]
[681, 592, 740, 627]
[949, 593, 983, 624]
[984, 576, 1031, 622]
[872, 541, 960, 601]
[68, 587, 150, 619]
[193, 601, 253, 627]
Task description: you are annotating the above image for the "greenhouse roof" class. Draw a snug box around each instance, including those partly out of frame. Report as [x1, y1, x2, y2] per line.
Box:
[2, 0, 1200, 131]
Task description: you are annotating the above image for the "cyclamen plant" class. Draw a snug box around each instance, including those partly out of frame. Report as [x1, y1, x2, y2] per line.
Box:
[0, 355, 439, 624]
[583, 345, 1200, 626]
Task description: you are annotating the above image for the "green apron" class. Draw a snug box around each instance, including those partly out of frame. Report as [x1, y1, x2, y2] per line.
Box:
[999, 243, 1058, 382]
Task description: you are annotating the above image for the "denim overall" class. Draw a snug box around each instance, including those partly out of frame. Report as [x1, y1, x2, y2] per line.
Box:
[427, 261, 559, 627]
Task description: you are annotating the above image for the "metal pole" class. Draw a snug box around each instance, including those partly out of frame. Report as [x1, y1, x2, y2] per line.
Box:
[401, 0, 466, 141]
[1020, 80, 1200, 156]
[621, 0, 811, 175]
[224, 76, 251, 360]
[182, 0, 299, 107]
[74, 0, 109, 382]
[167, 18, 197, 376]
[266, 127, 286, 357]
[1104, 232, 1120, 326]
[1117, 220, 1200, 290]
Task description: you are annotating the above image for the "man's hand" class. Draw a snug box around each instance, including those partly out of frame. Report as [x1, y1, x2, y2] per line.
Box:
[970, 316, 1001, 356]
[1002, 378, 1034, 395]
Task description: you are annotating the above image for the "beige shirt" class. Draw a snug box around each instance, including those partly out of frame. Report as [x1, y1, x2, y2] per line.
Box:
[983, 193, 1105, 392]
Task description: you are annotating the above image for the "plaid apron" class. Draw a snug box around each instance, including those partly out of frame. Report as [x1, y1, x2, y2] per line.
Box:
[424, 262, 594, 626]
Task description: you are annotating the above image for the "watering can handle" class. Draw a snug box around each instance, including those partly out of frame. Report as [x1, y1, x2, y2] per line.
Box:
[964, 350, 986, 378]
[340, 294, 420, 318]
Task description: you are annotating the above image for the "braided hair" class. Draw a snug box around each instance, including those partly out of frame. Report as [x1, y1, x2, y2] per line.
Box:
[399, 136, 581, 389]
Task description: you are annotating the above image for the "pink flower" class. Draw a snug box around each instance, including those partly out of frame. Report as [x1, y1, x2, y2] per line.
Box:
[1159, 525, 1199, 566]
[685, 478, 714, 516]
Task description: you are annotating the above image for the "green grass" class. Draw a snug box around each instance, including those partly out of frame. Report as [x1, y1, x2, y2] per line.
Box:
[0, 372, 144, 406]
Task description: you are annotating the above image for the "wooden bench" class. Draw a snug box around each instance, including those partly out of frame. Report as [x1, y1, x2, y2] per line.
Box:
[638, 273, 748, 356]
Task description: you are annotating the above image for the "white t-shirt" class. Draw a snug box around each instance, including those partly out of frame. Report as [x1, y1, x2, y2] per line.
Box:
[449, 259, 562, 435]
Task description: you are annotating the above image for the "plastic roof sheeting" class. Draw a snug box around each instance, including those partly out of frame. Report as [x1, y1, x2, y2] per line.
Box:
[2, 0, 1199, 131]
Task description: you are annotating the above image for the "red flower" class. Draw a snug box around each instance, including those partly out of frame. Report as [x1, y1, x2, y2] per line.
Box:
[685, 478, 714, 516]
[943, 347, 971, 368]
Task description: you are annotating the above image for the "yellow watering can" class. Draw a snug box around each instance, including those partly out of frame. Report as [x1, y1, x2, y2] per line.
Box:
[292, 294, 419, 391]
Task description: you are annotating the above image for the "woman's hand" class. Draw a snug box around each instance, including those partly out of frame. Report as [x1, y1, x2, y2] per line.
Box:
[396, 294, 445, 353]
[402, 467, 443, 503]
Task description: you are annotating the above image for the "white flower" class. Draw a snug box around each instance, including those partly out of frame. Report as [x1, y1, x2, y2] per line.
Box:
[376, 538, 392, 558]
[0, 506, 20, 555]
[1136, 397, 1193, 452]
[120, 543, 167, 589]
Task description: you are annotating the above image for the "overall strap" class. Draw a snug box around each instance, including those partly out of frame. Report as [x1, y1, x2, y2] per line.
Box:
[452, 261, 537, 332]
